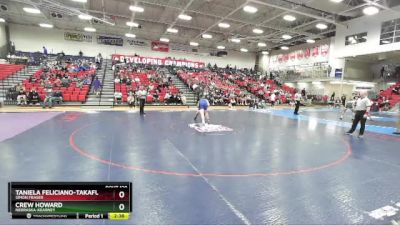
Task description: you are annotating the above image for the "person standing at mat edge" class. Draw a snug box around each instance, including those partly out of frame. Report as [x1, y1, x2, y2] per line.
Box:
[294, 90, 302, 115]
[137, 86, 147, 116]
[346, 91, 372, 138]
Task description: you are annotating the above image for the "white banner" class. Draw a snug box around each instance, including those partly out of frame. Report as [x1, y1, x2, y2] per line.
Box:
[270, 44, 330, 69]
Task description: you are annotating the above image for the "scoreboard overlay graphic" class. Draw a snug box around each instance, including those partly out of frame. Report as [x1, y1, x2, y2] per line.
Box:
[8, 182, 132, 220]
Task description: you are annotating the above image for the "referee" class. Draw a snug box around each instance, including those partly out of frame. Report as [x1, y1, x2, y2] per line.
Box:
[137, 86, 147, 116]
[294, 90, 301, 115]
[346, 91, 371, 138]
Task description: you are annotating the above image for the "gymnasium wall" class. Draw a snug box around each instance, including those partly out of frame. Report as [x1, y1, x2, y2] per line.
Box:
[344, 59, 374, 81]
[8, 23, 256, 69]
[259, 54, 270, 73]
[285, 82, 354, 97]
[334, 5, 400, 58]
[0, 23, 7, 58]
[260, 38, 346, 78]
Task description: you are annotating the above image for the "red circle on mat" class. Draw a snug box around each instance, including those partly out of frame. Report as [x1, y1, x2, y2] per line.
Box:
[69, 124, 352, 177]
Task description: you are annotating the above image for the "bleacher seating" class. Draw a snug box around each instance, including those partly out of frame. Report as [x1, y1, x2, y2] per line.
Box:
[227, 73, 296, 104]
[115, 71, 181, 103]
[21, 69, 95, 102]
[11, 51, 95, 66]
[0, 64, 25, 81]
[379, 81, 400, 108]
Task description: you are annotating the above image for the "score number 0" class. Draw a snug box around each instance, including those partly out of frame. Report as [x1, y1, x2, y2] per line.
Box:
[118, 191, 125, 211]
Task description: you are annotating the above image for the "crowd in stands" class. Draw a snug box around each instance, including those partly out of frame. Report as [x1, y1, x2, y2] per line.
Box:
[8, 49, 99, 67]
[6, 57, 97, 107]
[113, 62, 185, 105]
[177, 65, 296, 107]
[377, 81, 400, 110]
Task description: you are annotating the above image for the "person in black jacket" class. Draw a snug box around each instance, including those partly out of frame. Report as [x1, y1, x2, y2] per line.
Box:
[28, 89, 40, 105]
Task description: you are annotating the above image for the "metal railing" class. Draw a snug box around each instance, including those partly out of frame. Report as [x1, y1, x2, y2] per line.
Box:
[98, 58, 108, 105]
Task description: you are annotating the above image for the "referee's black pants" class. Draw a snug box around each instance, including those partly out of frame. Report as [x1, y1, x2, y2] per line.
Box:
[294, 100, 300, 115]
[139, 98, 145, 115]
[348, 110, 367, 135]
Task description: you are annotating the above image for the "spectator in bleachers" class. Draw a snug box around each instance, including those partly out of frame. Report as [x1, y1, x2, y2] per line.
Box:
[114, 77, 121, 83]
[301, 88, 306, 100]
[28, 89, 40, 105]
[153, 90, 159, 103]
[17, 89, 27, 105]
[126, 77, 132, 85]
[15, 83, 23, 92]
[43, 46, 48, 56]
[61, 76, 70, 87]
[127, 91, 136, 108]
[52, 91, 63, 105]
[331, 92, 336, 102]
[54, 78, 62, 87]
[114, 91, 123, 104]
[42, 89, 53, 109]
[181, 94, 187, 105]
[164, 92, 171, 104]
[175, 93, 182, 105]
[92, 77, 102, 96]
[270, 92, 276, 107]
[392, 86, 400, 95]
[76, 79, 84, 89]
[83, 77, 91, 85]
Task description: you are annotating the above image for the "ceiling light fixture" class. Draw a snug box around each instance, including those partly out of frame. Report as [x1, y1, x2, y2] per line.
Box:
[160, 38, 169, 42]
[306, 39, 316, 43]
[167, 28, 178, 33]
[258, 42, 267, 47]
[71, 0, 87, 2]
[363, 6, 379, 15]
[84, 27, 96, 32]
[129, 5, 144, 12]
[240, 48, 249, 52]
[283, 15, 296, 21]
[23, 7, 41, 14]
[282, 34, 292, 40]
[262, 51, 269, 55]
[178, 14, 192, 21]
[126, 21, 139, 27]
[39, 23, 53, 28]
[78, 14, 93, 20]
[125, 33, 136, 38]
[243, 5, 258, 13]
[231, 38, 241, 43]
[202, 34, 212, 39]
[0, 18, 5, 23]
[190, 42, 199, 46]
[253, 28, 264, 34]
[330, 0, 344, 2]
[218, 22, 230, 28]
[316, 23, 328, 29]
[217, 45, 225, 50]
[281, 46, 289, 50]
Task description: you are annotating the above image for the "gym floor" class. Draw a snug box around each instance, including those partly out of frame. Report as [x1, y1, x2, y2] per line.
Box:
[0, 107, 399, 225]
